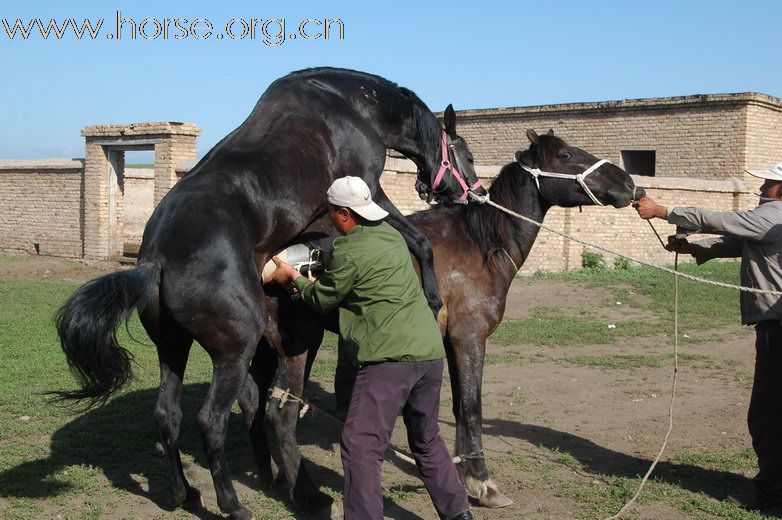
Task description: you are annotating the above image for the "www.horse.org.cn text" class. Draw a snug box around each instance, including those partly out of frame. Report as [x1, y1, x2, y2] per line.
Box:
[1, 11, 345, 46]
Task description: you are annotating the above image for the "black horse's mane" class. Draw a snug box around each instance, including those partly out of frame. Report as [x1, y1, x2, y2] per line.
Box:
[290, 67, 439, 143]
[399, 86, 441, 151]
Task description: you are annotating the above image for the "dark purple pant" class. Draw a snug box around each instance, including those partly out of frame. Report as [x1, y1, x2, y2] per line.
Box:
[749, 320, 782, 505]
[340, 359, 469, 520]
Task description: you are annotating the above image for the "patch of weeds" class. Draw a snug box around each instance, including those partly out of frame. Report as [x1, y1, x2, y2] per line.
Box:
[309, 356, 337, 380]
[534, 262, 742, 333]
[484, 351, 524, 365]
[561, 355, 664, 369]
[383, 482, 426, 502]
[490, 307, 657, 347]
[582, 251, 607, 269]
[614, 256, 631, 270]
[321, 331, 338, 351]
[671, 448, 756, 473]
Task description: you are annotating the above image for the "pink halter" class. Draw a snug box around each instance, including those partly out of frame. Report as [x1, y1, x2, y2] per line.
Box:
[431, 130, 483, 202]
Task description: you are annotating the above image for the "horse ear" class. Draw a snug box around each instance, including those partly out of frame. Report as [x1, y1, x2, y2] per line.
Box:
[526, 129, 539, 144]
[547, 128, 555, 135]
[444, 104, 456, 136]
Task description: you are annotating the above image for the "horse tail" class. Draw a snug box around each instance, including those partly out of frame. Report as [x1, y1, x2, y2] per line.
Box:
[49, 264, 157, 406]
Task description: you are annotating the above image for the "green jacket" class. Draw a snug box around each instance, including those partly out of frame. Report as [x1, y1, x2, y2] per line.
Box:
[293, 221, 444, 364]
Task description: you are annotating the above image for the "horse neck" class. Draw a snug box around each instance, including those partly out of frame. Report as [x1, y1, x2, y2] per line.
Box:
[364, 96, 439, 175]
[491, 165, 552, 275]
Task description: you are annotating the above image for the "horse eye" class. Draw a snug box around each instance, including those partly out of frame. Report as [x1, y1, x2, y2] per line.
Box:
[558, 152, 572, 160]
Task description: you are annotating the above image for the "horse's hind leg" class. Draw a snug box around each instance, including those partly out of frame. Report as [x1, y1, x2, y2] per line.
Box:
[266, 351, 333, 513]
[238, 338, 277, 487]
[154, 338, 202, 509]
[140, 302, 200, 511]
[198, 338, 260, 520]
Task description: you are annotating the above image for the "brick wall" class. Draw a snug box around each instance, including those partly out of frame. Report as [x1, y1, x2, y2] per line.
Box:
[743, 100, 782, 196]
[0, 160, 84, 257]
[452, 93, 781, 181]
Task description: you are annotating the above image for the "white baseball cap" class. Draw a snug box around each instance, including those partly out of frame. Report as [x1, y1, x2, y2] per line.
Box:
[327, 176, 389, 221]
[746, 162, 782, 181]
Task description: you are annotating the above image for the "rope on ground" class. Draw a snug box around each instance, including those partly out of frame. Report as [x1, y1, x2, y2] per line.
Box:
[603, 253, 680, 520]
[468, 192, 782, 296]
[269, 387, 484, 465]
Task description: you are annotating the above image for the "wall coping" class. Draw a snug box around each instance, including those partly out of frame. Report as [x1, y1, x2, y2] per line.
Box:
[447, 92, 782, 120]
[0, 158, 85, 172]
[82, 122, 201, 138]
[384, 155, 749, 193]
[633, 175, 748, 193]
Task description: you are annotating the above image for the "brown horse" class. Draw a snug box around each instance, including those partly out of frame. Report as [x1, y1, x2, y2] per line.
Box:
[250, 129, 642, 513]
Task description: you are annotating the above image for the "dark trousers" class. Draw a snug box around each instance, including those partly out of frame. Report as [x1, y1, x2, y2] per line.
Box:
[340, 359, 469, 520]
[749, 320, 782, 505]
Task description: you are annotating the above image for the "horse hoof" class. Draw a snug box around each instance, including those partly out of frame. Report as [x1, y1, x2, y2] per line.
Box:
[477, 491, 513, 508]
[229, 505, 254, 520]
[464, 477, 513, 508]
[182, 488, 204, 511]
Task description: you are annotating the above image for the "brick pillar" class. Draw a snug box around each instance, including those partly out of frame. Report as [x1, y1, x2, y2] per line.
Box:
[81, 122, 200, 260]
[82, 140, 113, 259]
[154, 133, 198, 205]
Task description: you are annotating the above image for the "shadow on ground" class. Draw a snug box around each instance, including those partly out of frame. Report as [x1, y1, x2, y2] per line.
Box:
[475, 417, 755, 502]
[0, 381, 426, 519]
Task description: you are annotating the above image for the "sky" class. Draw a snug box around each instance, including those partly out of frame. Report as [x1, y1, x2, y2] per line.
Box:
[1, 0, 780, 159]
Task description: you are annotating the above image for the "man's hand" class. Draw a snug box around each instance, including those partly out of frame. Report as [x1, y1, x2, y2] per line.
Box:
[632, 196, 668, 220]
[665, 237, 693, 255]
[270, 256, 300, 284]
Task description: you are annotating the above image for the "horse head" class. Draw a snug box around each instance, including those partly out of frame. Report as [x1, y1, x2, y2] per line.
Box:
[515, 129, 644, 208]
[416, 104, 487, 205]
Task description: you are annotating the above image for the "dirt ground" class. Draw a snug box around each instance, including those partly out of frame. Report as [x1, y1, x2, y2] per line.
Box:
[0, 255, 760, 519]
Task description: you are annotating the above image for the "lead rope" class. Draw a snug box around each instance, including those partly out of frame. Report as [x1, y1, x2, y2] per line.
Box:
[604, 251, 679, 520]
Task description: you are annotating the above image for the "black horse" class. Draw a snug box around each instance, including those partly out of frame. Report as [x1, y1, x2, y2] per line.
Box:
[254, 129, 642, 513]
[51, 67, 483, 519]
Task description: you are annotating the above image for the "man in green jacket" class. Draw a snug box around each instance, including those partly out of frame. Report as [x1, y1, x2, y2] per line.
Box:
[270, 176, 471, 520]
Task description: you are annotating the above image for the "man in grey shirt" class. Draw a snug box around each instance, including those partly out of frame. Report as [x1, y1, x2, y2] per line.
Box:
[634, 162, 782, 511]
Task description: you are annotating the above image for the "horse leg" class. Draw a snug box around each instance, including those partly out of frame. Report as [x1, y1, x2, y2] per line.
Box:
[445, 334, 513, 508]
[153, 339, 203, 509]
[266, 351, 333, 513]
[139, 300, 201, 511]
[238, 341, 277, 487]
[372, 189, 443, 314]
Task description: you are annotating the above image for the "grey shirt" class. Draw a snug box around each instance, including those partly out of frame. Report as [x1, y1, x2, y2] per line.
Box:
[667, 201, 782, 324]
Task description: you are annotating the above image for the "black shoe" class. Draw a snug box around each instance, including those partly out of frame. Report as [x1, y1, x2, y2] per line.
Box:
[448, 512, 473, 520]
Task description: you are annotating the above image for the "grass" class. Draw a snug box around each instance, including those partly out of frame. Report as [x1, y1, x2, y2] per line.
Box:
[488, 262, 743, 347]
[562, 354, 664, 369]
[0, 280, 293, 519]
[535, 261, 742, 331]
[0, 261, 760, 519]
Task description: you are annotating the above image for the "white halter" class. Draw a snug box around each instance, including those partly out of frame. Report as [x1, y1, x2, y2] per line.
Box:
[518, 159, 610, 206]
